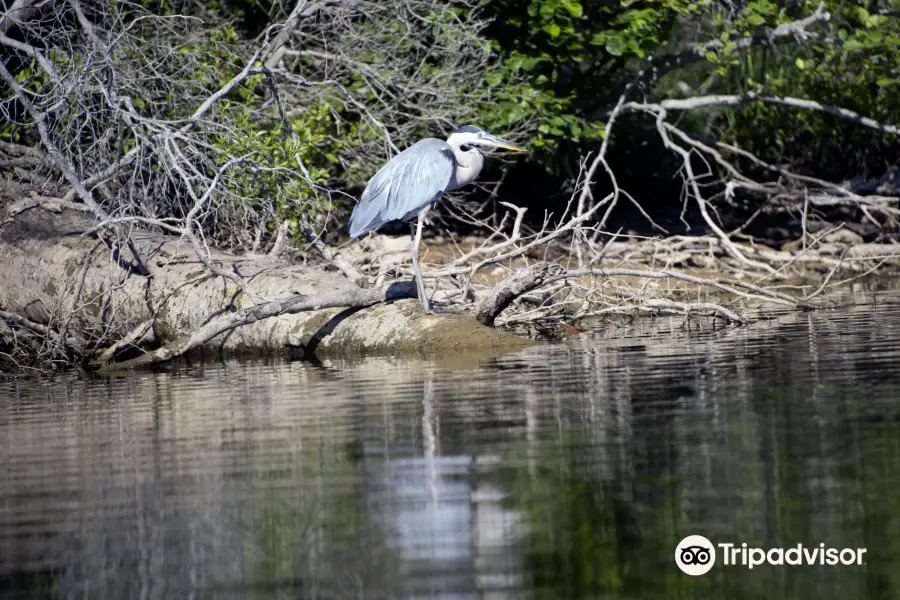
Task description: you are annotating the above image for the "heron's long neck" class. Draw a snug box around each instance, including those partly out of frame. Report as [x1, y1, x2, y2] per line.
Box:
[447, 141, 484, 191]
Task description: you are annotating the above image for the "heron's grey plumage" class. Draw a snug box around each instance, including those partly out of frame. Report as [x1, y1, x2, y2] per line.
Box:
[348, 126, 526, 310]
[349, 138, 455, 239]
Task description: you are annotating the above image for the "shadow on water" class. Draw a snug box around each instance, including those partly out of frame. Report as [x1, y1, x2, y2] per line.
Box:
[2, 296, 900, 599]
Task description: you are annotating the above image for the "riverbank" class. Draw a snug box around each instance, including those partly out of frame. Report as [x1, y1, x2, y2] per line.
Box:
[0, 200, 540, 374]
[4, 191, 900, 375]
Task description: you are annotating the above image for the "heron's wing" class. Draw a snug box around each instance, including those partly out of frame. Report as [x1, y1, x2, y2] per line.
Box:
[349, 138, 455, 238]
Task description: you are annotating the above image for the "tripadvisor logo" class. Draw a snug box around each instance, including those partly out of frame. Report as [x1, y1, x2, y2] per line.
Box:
[675, 535, 716, 576]
[675, 535, 867, 575]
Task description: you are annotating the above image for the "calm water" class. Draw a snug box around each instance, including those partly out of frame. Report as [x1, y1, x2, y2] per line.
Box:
[2, 298, 900, 599]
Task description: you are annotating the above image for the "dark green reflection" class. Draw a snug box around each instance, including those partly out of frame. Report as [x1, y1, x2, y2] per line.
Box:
[497, 361, 900, 599]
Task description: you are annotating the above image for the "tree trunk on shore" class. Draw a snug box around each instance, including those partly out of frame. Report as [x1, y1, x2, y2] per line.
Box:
[0, 204, 530, 369]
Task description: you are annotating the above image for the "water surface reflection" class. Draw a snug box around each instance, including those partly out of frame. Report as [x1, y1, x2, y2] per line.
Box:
[2, 299, 900, 599]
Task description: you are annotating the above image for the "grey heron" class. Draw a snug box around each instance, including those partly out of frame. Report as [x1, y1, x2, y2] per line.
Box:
[348, 125, 526, 311]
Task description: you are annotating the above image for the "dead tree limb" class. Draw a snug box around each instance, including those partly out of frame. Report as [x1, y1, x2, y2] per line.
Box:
[0, 49, 150, 276]
[0, 309, 84, 352]
[0, 59, 108, 222]
[624, 93, 900, 137]
[645, 4, 831, 88]
[0, 0, 43, 36]
[639, 299, 746, 323]
[470, 259, 816, 328]
[300, 220, 367, 285]
[474, 263, 567, 326]
[564, 268, 800, 308]
[107, 281, 416, 369]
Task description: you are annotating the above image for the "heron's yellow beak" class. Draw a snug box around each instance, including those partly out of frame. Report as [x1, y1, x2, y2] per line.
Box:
[496, 142, 528, 152]
[485, 135, 527, 152]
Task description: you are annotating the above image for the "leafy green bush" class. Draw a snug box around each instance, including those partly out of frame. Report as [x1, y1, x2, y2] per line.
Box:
[712, 0, 900, 178]
[476, 0, 705, 169]
[478, 0, 899, 183]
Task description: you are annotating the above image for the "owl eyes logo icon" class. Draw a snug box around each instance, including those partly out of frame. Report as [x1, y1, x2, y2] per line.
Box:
[681, 545, 712, 565]
[675, 535, 716, 575]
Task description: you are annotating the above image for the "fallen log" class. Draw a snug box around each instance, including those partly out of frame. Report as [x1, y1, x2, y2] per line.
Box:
[474, 262, 567, 326]
[0, 204, 531, 370]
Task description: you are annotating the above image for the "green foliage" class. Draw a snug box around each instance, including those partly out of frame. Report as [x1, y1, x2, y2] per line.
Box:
[474, 0, 707, 172]
[1, 52, 56, 144]
[212, 101, 348, 231]
[706, 0, 900, 177]
[476, 0, 900, 182]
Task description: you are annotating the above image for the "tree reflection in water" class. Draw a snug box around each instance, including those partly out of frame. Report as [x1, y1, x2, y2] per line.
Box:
[2, 297, 899, 599]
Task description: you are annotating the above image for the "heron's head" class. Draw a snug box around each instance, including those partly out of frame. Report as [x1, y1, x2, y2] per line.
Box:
[447, 125, 527, 153]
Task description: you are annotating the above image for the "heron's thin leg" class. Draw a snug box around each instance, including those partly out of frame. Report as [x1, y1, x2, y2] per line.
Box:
[411, 208, 430, 311]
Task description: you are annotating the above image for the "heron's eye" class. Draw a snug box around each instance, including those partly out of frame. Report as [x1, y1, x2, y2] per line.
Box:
[460, 144, 473, 152]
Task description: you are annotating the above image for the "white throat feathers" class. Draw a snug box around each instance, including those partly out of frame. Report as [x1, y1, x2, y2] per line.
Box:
[446, 132, 485, 191]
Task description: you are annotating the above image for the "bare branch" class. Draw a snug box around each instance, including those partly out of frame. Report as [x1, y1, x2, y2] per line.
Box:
[624, 92, 900, 137]
[300, 221, 367, 285]
[654, 4, 831, 82]
[105, 281, 416, 370]
[474, 262, 567, 326]
[0, 0, 43, 36]
[0, 55, 107, 221]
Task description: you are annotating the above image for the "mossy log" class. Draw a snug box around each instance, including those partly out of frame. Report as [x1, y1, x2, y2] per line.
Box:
[0, 204, 531, 368]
